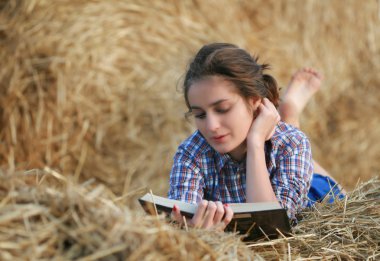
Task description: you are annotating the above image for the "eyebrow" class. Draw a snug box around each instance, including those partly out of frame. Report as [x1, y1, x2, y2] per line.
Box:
[189, 99, 229, 110]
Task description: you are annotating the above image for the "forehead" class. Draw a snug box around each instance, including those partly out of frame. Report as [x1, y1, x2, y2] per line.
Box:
[188, 76, 240, 105]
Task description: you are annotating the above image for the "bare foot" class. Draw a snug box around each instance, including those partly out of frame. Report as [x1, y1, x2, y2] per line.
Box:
[279, 68, 323, 128]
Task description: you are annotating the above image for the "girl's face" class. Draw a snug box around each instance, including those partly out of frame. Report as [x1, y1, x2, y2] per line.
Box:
[187, 76, 257, 161]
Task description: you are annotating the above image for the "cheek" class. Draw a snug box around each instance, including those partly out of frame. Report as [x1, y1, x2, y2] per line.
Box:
[194, 120, 206, 134]
[232, 111, 253, 135]
[240, 119, 253, 135]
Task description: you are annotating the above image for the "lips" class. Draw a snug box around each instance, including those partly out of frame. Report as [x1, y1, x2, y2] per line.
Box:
[212, 134, 228, 142]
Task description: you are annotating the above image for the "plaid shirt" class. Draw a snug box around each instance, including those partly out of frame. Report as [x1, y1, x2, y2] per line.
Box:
[168, 121, 313, 220]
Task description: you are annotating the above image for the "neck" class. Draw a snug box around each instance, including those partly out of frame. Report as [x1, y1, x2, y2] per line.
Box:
[228, 142, 247, 161]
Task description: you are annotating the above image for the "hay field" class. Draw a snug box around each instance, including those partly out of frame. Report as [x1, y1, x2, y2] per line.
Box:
[0, 0, 380, 259]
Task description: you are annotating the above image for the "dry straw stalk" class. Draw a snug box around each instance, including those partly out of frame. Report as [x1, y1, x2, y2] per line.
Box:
[0, 0, 379, 259]
[0, 169, 379, 260]
[0, 0, 379, 195]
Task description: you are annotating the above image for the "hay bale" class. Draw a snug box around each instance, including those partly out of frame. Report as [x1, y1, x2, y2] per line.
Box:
[0, 0, 379, 196]
[1, 0, 379, 259]
[0, 0, 257, 195]
[248, 177, 380, 259]
[0, 170, 379, 259]
[0, 169, 253, 260]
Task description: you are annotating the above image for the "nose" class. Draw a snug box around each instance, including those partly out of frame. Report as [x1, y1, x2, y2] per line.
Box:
[205, 114, 220, 132]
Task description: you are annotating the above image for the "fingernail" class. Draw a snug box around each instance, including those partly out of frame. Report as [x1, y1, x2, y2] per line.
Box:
[223, 203, 229, 207]
[173, 204, 178, 211]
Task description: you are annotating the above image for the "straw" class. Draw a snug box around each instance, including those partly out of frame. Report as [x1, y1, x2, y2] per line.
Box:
[0, 0, 379, 197]
[0, 0, 379, 258]
[0, 171, 379, 259]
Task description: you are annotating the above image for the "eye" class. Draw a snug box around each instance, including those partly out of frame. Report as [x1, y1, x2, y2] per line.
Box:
[215, 107, 230, 114]
[194, 113, 206, 119]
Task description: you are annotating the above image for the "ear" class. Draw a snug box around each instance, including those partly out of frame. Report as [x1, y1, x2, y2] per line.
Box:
[249, 97, 261, 111]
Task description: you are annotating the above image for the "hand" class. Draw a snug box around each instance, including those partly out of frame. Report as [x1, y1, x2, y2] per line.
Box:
[171, 200, 233, 230]
[247, 98, 280, 147]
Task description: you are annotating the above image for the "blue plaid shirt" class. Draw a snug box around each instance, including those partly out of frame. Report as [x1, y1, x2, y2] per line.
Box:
[168, 121, 313, 220]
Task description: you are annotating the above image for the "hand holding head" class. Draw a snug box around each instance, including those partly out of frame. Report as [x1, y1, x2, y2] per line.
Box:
[247, 97, 280, 146]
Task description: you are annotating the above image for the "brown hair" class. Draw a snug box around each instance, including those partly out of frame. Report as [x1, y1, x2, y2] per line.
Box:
[183, 43, 279, 110]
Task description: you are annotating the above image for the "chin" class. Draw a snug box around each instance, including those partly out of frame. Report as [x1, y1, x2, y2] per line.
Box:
[215, 140, 247, 158]
[210, 144, 235, 155]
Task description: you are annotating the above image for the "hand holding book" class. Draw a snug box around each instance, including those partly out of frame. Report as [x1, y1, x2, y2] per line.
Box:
[139, 193, 291, 240]
[171, 200, 234, 230]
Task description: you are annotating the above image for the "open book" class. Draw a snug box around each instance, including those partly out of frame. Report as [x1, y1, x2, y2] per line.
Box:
[139, 193, 291, 240]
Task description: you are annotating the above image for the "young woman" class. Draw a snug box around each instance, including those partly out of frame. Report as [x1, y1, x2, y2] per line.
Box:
[168, 43, 343, 230]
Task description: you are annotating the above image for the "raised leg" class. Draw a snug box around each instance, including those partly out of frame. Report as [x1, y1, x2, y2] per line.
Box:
[279, 68, 345, 193]
[279, 67, 322, 129]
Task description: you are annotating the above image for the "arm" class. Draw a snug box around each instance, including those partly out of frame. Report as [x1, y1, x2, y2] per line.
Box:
[245, 99, 312, 219]
[245, 98, 280, 203]
[246, 142, 278, 203]
[271, 136, 313, 220]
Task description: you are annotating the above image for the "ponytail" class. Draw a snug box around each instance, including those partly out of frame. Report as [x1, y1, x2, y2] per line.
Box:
[262, 74, 280, 108]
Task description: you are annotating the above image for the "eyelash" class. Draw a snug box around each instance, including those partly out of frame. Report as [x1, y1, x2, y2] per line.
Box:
[194, 108, 230, 119]
[194, 113, 206, 119]
[216, 108, 229, 113]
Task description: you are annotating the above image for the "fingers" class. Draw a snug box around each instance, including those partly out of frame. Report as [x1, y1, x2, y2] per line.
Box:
[258, 99, 280, 140]
[170, 204, 183, 223]
[201, 201, 218, 228]
[213, 201, 225, 224]
[262, 98, 278, 112]
[222, 204, 234, 227]
[261, 98, 280, 123]
[189, 200, 233, 230]
[191, 200, 208, 227]
[202, 201, 225, 228]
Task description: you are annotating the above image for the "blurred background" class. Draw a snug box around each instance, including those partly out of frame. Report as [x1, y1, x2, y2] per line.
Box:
[1, 0, 379, 203]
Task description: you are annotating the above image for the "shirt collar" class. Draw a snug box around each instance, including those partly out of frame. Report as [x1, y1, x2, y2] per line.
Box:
[214, 150, 245, 172]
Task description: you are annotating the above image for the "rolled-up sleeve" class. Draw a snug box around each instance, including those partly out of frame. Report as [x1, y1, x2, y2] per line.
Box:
[271, 136, 313, 220]
[168, 149, 204, 204]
